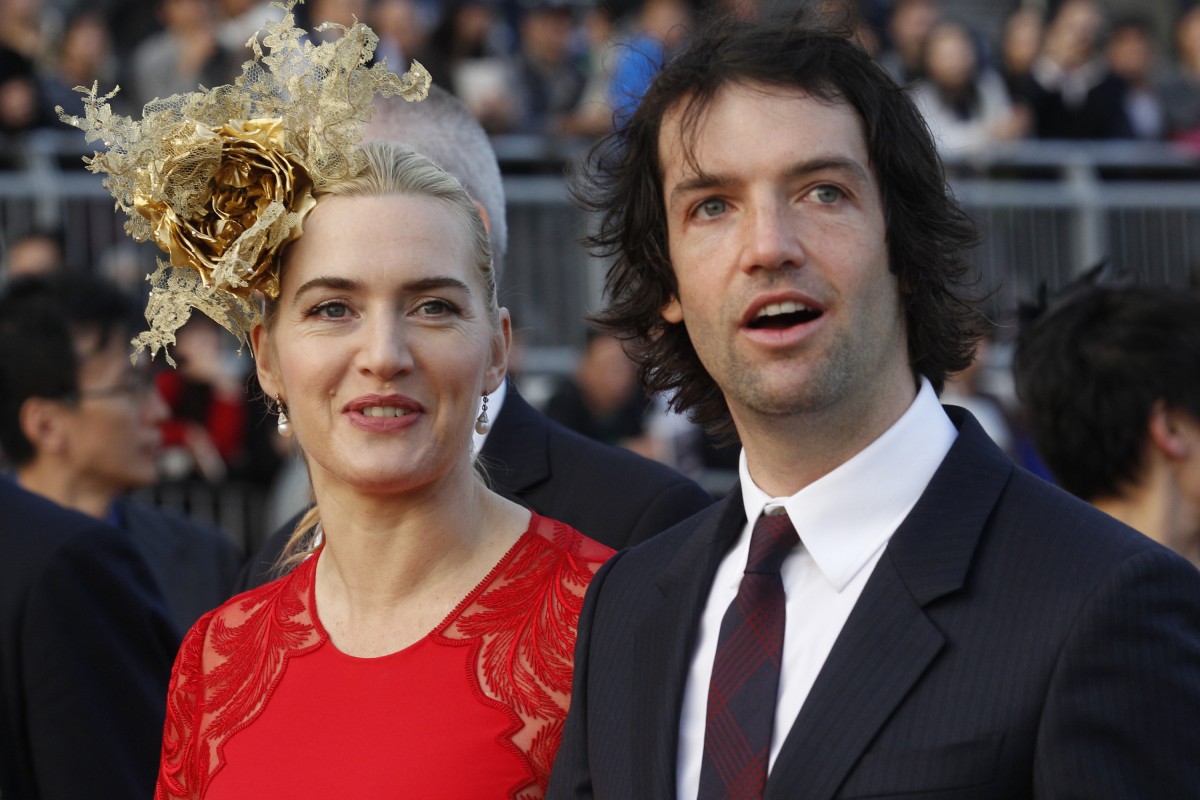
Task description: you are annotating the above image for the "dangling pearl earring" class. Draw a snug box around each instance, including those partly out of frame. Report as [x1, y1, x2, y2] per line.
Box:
[276, 394, 293, 438]
[474, 394, 490, 435]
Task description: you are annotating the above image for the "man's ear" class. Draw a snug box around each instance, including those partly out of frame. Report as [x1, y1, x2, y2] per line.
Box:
[485, 308, 512, 394]
[662, 295, 683, 324]
[19, 397, 70, 457]
[1148, 400, 1190, 461]
[250, 324, 280, 400]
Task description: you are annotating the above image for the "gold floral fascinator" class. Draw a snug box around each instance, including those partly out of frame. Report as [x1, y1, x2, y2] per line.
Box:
[58, 0, 430, 364]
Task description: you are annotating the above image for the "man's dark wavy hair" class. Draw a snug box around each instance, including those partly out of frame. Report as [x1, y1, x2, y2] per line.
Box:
[576, 16, 985, 439]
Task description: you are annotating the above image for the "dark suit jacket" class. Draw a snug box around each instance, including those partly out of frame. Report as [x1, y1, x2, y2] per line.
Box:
[0, 479, 180, 800]
[238, 383, 713, 588]
[548, 409, 1200, 799]
[118, 498, 242, 633]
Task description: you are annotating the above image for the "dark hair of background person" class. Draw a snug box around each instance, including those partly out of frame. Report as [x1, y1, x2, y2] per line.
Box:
[575, 12, 985, 440]
[1013, 284, 1200, 501]
[0, 274, 143, 465]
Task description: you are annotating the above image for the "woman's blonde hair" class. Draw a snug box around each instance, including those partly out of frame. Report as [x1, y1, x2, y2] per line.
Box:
[269, 140, 498, 575]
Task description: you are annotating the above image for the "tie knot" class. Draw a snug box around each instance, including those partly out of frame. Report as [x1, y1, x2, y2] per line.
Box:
[745, 511, 799, 575]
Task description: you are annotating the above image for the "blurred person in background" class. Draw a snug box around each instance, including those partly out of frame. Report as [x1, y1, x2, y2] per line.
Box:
[545, 330, 651, 452]
[370, 0, 429, 74]
[422, 0, 515, 130]
[558, 1, 618, 136]
[608, 0, 691, 128]
[127, 0, 241, 111]
[298, 0, 367, 41]
[1106, 15, 1165, 140]
[507, 0, 587, 135]
[1027, 0, 1133, 139]
[1, 475, 178, 800]
[1015, 282, 1200, 563]
[0, 275, 240, 633]
[909, 18, 1026, 155]
[1159, 4, 1200, 142]
[998, 6, 1042, 115]
[1, 228, 63, 281]
[875, 0, 938, 85]
[38, 10, 117, 124]
[216, 0, 285, 54]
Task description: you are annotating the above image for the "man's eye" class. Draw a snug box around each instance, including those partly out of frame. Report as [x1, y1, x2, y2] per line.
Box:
[812, 185, 843, 203]
[697, 198, 727, 218]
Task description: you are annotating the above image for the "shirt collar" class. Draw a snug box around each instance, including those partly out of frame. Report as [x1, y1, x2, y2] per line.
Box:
[739, 377, 957, 591]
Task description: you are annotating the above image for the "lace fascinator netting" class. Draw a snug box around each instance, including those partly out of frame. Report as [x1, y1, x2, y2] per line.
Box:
[58, 0, 431, 363]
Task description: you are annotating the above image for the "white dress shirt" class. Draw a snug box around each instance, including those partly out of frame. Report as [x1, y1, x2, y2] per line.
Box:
[676, 379, 957, 798]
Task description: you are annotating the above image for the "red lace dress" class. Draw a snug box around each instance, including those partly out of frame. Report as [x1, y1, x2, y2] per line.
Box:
[154, 513, 613, 799]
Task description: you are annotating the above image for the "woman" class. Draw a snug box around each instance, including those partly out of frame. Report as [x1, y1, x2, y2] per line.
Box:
[156, 140, 612, 799]
[60, 5, 612, 797]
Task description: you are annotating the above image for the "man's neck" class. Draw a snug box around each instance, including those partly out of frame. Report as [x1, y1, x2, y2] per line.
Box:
[16, 461, 115, 520]
[736, 376, 920, 498]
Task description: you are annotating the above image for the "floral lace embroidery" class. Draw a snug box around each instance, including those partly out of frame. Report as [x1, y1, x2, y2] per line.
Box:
[442, 515, 613, 798]
[155, 515, 612, 800]
[156, 561, 322, 799]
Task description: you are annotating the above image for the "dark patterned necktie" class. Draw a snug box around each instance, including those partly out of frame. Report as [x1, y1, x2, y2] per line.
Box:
[697, 509, 800, 800]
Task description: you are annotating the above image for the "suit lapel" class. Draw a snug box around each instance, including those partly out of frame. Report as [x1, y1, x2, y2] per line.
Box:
[478, 383, 550, 503]
[765, 410, 1015, 799]
[631, 488, 747, 798]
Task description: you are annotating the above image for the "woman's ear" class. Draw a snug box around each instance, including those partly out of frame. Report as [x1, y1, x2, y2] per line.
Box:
[251, 323, 280, 399]
[485, 308, 512, 394]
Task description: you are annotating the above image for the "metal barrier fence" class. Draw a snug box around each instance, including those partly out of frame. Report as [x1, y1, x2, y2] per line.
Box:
[5, 133, 1200, 358]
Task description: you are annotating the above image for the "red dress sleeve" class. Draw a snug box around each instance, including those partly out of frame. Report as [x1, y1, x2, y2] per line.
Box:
[156, 610, 214, 800]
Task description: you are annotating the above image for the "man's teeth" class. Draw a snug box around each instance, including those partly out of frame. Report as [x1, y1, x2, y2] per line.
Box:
[362, 406, 414, 418]
[756, 300, 808, 318]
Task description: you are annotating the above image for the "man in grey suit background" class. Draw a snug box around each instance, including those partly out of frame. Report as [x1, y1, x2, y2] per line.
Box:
[548, 16, 1200, 800]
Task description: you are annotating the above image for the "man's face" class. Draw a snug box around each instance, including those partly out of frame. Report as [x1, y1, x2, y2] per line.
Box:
[659, 82, 912, 440]
[60, 332, 168, 495]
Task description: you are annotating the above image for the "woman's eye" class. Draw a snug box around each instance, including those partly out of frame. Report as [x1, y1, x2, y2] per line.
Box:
[308, 301, 350, 319]
[812, 185, 843, 204]
[696, 198, 727, 219]
[418, 299, 455, 315]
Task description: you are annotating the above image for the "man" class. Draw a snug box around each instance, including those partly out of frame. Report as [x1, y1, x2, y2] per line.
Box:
[1, 454, 178, 799]
[548, 18, 1200, 799]
[239, 85, 713, 587]
[1014, 283, 1200, 562]
[0, 275, 241, 633]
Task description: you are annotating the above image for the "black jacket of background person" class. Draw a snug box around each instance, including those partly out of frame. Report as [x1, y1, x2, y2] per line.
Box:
[0, 478, 180, 800]
[239, 382, 714, 589]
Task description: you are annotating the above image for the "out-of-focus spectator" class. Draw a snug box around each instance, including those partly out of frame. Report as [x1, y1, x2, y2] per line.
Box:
[1159, 5, 1200, 142]
[608, 0, 690, 128]
[216, 0, 284, 54]
[558, 2, 618, 136]
[876, 0, 939, 85]
[1015, 282, 1200, 563]
[941, 333, 1016, 456]
[0, 274, 241, 633]
[300, 0, 367, 42]
[1028, 0, 1133, 139]
[508, 0, 586, 134]
[370, 0, 429, 74]
[156, 313, 254, 484]
[1, 228, 63, 281]
[1107, 15, 1164, 140]
[999, 6, 1043, 109]
[127, 0, 241, 111]
[39, 11, 116, 124]
[422, 0, 514, 130]
[0, 43, 42, 132]
[909, 19, 1026, 155]
[544, 331, 651, 453]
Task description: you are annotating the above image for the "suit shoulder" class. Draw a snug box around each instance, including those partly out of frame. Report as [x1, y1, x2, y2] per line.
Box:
[543, 416, 708, 493]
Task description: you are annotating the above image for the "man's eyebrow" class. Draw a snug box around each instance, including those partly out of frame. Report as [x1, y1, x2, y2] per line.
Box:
[667, 156, 871, 209]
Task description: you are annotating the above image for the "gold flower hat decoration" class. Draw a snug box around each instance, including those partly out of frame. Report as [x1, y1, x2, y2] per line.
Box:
[59, 0, 430, 362]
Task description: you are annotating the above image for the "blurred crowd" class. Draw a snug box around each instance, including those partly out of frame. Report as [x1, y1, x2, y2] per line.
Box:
[3, 0, 1200, 149]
